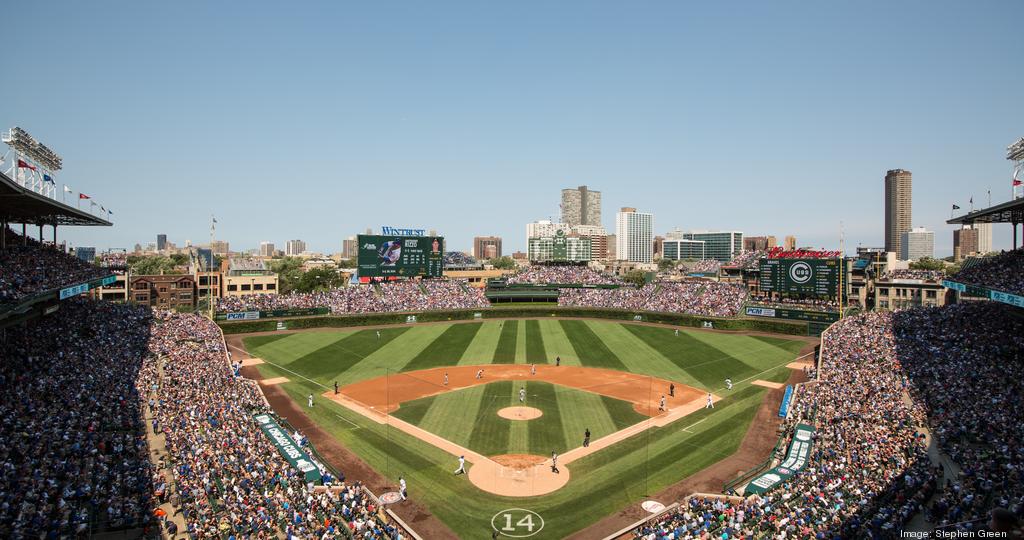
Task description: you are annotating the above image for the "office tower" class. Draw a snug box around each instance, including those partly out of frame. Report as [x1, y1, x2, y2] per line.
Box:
[561, 185, 602, 226]
[900, 227, 933, 261]
[885, 169, 913, 255]
[615, 208, 653, 263]
[473, 236, 503, 259]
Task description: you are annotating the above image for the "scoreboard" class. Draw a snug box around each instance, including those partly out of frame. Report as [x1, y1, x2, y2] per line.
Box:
[758, 258, 840, 297]
[357, 235, 444, 278]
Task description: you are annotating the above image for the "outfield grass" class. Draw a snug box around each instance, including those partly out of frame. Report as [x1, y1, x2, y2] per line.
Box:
[391, 380, 647, 456]
[245, 319, 807, 538]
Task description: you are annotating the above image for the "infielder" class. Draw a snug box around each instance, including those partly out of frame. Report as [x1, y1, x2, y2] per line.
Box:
[475, 369, 484, 379]
[454, 455, 466, 475]
[705, 392, 714, 409]
[551, 451, 560, 474]
[530, 363, 536, 376]
[443, 372, 449, 386]
[725, 378, 733, 390]
[519, 387, 526, 403]
[658, 395, 667, 412]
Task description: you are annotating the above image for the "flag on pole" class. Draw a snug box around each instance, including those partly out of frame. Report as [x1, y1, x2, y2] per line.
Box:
[1014, 166, 1022, 186]
[43, 174, 55, 184]
[79, 193, 90, 200]
[100, 206, 106, 213]
[64, 185, 72, 193]
[952, 204, 960, 210]
[107, 209, 113, 215]
[17, 159, 36, 171]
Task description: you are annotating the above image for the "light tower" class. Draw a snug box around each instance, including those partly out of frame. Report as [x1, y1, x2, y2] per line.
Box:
[1008, 137, 1024, 200]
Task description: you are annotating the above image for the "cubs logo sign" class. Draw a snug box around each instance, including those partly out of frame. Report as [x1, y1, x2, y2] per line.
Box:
[789, 261, 813, 284]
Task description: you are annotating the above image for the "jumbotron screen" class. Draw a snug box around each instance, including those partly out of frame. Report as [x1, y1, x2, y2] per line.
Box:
[758, 258, 840, 297]
[357, 235, 444, 278]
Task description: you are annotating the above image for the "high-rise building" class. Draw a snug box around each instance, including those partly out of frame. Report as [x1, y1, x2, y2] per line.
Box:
[571, 224, 608, 260]
[473, 236, 503, 259]
[615, 208, 653, 263]
[157, 234, 167, 251]
[900, 227, 934, 261]
[342, 236, 358, 259]
[210, 240, 230, 256]
[744, 236, 772, 252]
[606, 234, 616, 260]
[285, 239, 307, 256]
[681, 231, 743, 262]
[560, 185, 602, 226]
[885, 169, 913, 255]
[662, 239, 706, 260]
[259, 241, 275, 257]
[970, 222, 992, 253]
[653, 236, 665, 259]
[766, 235, 778, 248]
[953, 227, 979, 261]
[783, 235, 797, 250]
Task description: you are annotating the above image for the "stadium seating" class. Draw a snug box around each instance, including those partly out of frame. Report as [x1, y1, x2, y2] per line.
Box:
[0, 227, 111, 306]
[215, 279, 488, 314]
[951, 248, 1024, 295]
[559, 281, 748, 317]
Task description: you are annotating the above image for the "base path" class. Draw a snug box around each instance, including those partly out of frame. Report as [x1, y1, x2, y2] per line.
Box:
[326, 364, 713, 497]
[334, 364, 706, 416]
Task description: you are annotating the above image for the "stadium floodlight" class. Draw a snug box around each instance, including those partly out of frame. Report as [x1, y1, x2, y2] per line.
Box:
[1, 126, 63, 171]
[1007, 137, 1024, 162]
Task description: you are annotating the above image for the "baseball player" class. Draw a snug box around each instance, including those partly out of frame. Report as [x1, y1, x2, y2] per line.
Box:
[307, 394, 314, 408]
[555, 356, 561, 367]
[454, 455, 466, 475]
[669, 383, 675, 397]
[675, 328, 679, 337]
[725, 378, 733, 390]
[333, 381, 338, 395]
[376, 330, 381, 340]
[475, 369, 484, 379]
[399, 476, 407, 500]
[530, 363, 537, 376]
[583, 428, 591, 447]
[519, 387, 526, 403]
[443, 372, 449, 386]
[658, 395, 667, 412]
[705, 392, 714, 409]
[551, 451, 560, 474]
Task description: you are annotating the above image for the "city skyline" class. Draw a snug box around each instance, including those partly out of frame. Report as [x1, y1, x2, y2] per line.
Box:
[2, 1, 1022, 256]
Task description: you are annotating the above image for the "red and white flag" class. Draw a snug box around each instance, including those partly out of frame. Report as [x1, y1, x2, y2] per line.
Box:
[79, 193, 90, 200]
[17, 159, 36, 171]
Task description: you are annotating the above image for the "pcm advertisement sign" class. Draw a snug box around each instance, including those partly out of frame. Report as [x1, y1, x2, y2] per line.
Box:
[357, 234, 444, 278]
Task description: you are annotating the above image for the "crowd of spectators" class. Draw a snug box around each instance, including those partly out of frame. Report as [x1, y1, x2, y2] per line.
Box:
[505, 265, 623, 285]
[881, 269, 945, 282]
[215, 279, 488, 314]
[559, 281, 748, 317]
[0, 300, 155, 536]
[98, 251, 129, 268]
[725, 250, 766, 269]
[146, 310, 403, 538]
[952, 248, 1024, 295]
[0, 228, 111, 306]
[442, 251, 480, 268]
[634, 301, 1023, 539]
[684, 259, 722, 273]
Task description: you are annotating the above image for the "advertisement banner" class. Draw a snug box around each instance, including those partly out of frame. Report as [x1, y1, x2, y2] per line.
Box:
[745, 306, 777, 318]
[226, 311, 260, 321]
[254, 413, 322, 483]
[745, 423, 815, 495]
[59, 283, 90, 300]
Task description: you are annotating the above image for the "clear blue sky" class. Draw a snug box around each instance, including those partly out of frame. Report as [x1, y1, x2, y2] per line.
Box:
[3, 1, 1022, 256]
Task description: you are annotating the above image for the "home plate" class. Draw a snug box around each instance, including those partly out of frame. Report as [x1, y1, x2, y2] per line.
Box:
[641, 500, 666, 513]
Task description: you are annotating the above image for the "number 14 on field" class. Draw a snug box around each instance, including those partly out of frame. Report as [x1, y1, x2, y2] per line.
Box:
[491, 509, 544, 538]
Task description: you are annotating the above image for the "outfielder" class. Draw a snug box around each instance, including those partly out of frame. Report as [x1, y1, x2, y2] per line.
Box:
[307, 394, 314, 408]
[454, 455, 466, 475]
[725, 378, 733, 390]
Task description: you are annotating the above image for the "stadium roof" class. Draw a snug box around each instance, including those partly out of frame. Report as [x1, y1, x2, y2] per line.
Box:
[0, 170, 111, 226]
[946, 197, 1024, 225]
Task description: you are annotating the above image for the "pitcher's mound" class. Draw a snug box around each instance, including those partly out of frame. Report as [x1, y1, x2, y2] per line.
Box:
[493, 454, 547, 469]
[497, 406, 542, 420]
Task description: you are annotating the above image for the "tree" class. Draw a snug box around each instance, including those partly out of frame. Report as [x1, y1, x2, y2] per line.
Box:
[295, 267, 345, 293]
[658, 258, 676, 271]
[131, 255, 177, 275]
[621, 269, 647, 287]
[488, 256, 516, 270]
[909, 257, 945, 272]
[270, 257, 305, 294]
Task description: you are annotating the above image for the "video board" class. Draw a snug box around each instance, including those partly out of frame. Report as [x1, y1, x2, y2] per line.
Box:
[758, 258, 840, 297]
[357, 235, 444, 278]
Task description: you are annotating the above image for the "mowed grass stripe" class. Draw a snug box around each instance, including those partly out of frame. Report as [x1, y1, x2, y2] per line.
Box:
[690, 332, 807, 371]
[390, 393, 436, 426]
[246, 328, 408, 383]
[401, 323, 483, 372]
[559, 320, 628, 370]
[492, 320, 519, 363]
[467, 381, 513, 455]
[622, 325, 758, 389]
[507, 383, 530, 454]
[514, 320, 528, 364]
[339, 325, 451, 383]
[458, 321, 503, 365]
[537, 319, 579, 365]
[588, 321, 697, 385]
[555, 385, 617, 449]
[524, 320, 547, 364]
[526, 382, 567, 454]
[415, 384, 488, 447]
[245, 331, 353, 368]
[600, 395, 648, 430]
